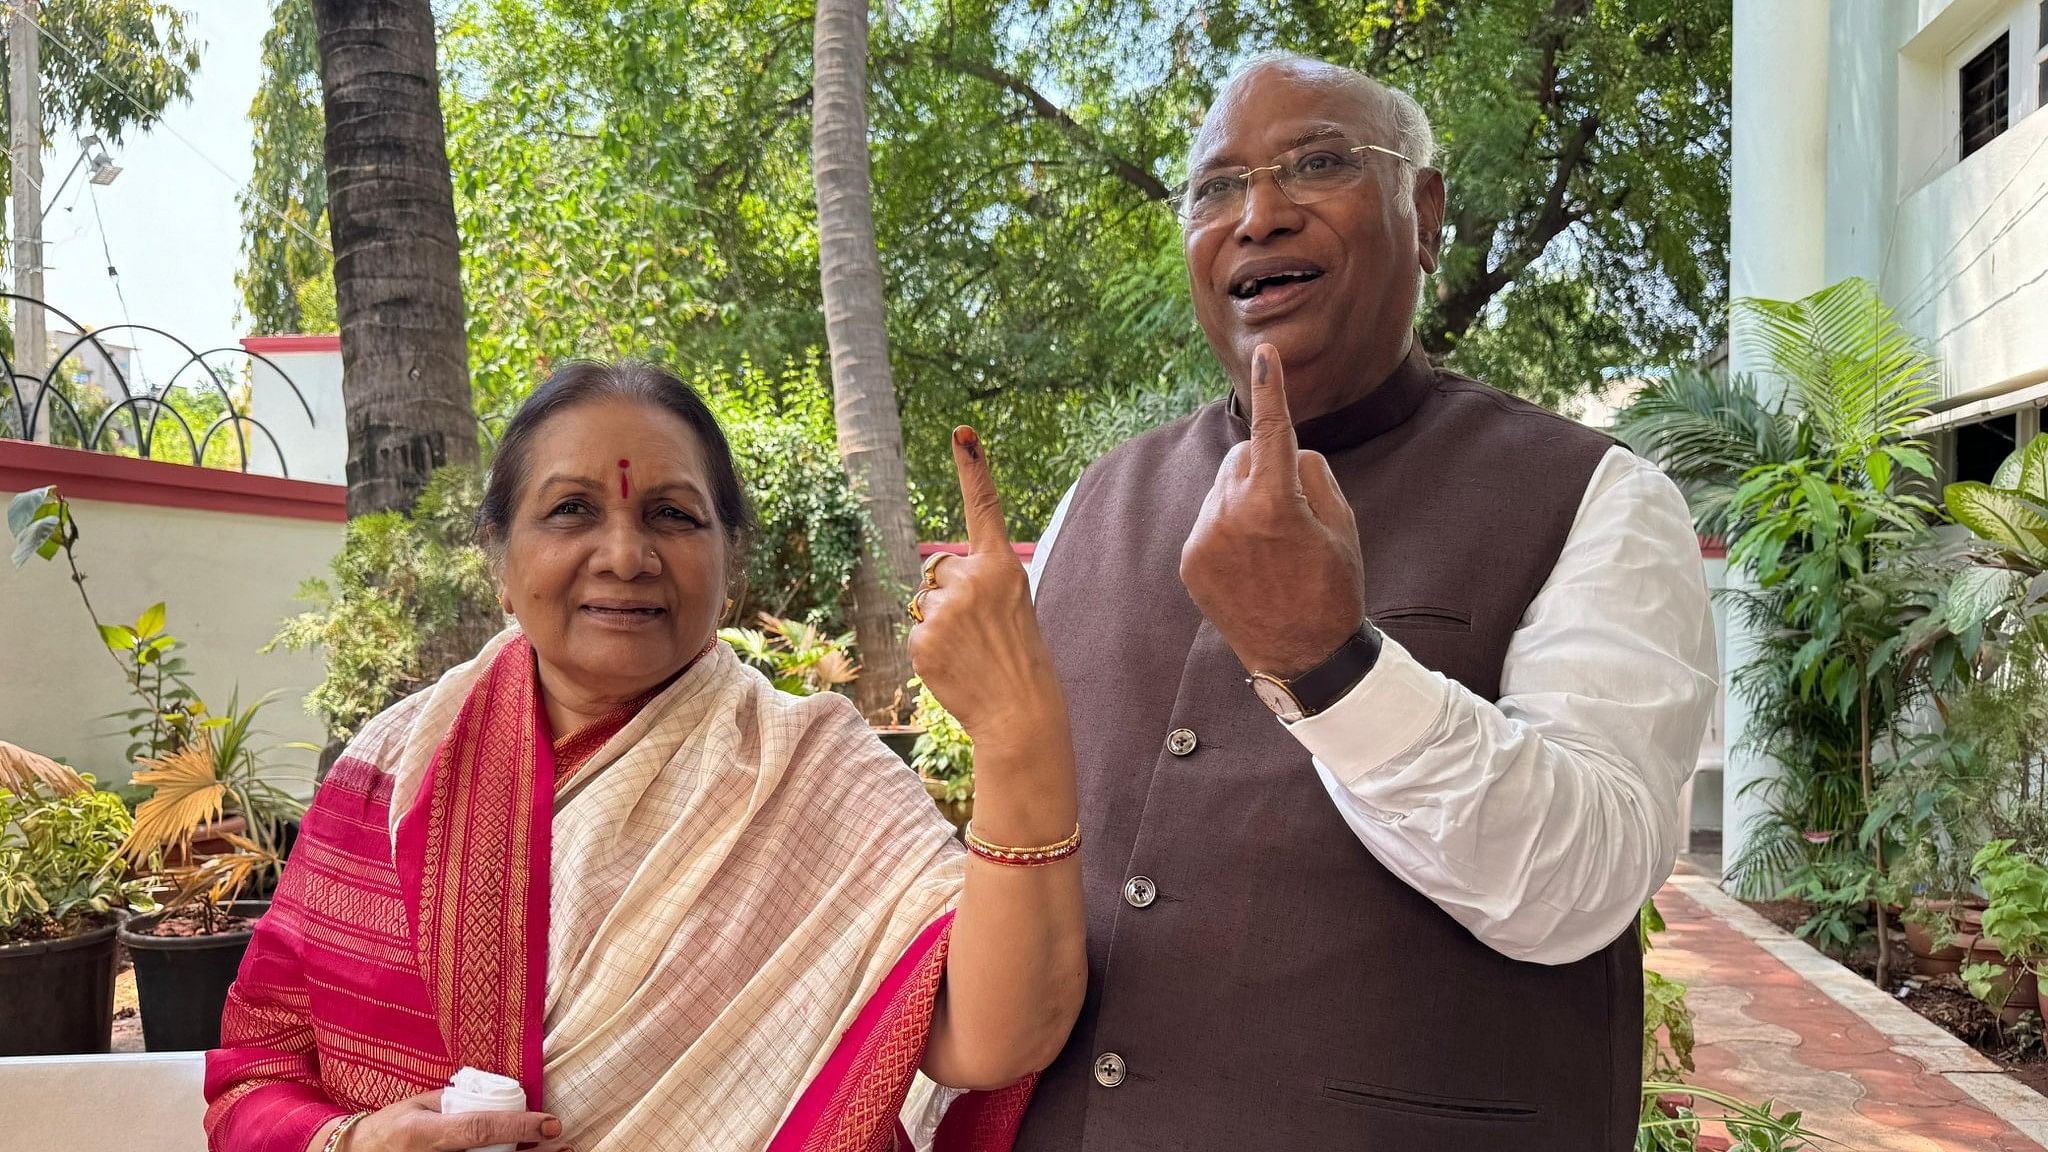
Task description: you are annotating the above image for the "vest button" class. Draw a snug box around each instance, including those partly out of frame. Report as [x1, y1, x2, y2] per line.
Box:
[1123, 876, 1157, 908]
[1166, 728, 1198, 756]
[1093, 1052, 1127, 1087]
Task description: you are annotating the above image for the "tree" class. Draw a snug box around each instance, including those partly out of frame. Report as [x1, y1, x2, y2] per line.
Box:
[1, 0, 198, 160]
[308, 0, 479, 518]
[1619, 279, 1967, 984]
[0, 0, 197, 374]
[249, 0, 1729, 534]
[812, 0, 920, 716]
[237, 0, 330, 336]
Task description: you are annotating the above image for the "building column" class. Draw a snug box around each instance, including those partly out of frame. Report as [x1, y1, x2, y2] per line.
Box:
[1723, 0, 1831, 888]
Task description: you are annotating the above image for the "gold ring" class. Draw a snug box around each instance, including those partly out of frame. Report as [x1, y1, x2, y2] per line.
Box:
[907, 585, 933, 624]
[921, 551, 956, 586]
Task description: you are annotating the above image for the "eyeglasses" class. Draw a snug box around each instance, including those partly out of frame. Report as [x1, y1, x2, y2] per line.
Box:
[1173, 142, 1416, 227]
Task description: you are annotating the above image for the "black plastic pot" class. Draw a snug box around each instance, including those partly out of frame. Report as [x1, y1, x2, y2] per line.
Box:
[0, 918, 120, 1056]
[120, 899, 269, 1052]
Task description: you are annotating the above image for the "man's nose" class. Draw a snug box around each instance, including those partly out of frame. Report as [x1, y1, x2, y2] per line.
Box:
[1234, 169, 1305, 243]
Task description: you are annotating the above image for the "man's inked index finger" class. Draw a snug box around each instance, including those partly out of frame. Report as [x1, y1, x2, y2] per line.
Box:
[1247, 343, 1300, 487]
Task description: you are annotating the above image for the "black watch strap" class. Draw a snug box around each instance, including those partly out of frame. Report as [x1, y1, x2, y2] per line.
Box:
[1288, 624, 1384, 717]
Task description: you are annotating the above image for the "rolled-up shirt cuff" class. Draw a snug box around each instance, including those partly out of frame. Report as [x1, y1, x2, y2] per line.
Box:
[1283, 635, 1449, 786]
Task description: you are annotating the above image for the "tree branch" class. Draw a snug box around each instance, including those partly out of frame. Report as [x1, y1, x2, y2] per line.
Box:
[888, 47, 1171, 202]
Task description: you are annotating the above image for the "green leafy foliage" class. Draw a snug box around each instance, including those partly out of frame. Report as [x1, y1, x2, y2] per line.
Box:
[909, 678, 973, 803]
[1780, 857, 1879, 959]
[238, 0, 331, 335]
[268, 467, 498, 741]
[1712, 281, 1952, 919]
[1642, 966, 1694, 1082]
[707, 357, 871, 627]
[0, 775, 149, 944]
[243, 0, 1730, 538]
[720, 613, 859, 696]
[1974, 840, 2048, 968]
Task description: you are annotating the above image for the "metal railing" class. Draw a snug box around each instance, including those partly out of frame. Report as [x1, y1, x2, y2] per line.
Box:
[0, 295, 314, 476]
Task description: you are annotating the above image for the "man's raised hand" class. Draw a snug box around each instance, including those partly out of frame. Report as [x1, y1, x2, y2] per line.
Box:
[1179, 344, 1367, 680]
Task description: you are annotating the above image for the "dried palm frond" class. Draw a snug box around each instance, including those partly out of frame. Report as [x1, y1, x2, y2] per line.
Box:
[0, 741, 88, 796]
[813, 650, 860, 689]
[160, 834, 274, 910]
[126, 742, 225, 866]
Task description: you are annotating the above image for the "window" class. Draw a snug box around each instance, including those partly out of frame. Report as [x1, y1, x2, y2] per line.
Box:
[1961, 33, 2009, 158]
[2039, 2, 2047, 109]
[1955, 415, 2019, 484]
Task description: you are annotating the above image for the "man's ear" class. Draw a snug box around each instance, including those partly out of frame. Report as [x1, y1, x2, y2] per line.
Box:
[1413, 168, 1446, 275]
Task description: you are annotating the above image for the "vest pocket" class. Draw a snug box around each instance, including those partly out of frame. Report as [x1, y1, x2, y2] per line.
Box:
[1320, 1078, 1539, 1122]
[1371, 606, 1473, 633]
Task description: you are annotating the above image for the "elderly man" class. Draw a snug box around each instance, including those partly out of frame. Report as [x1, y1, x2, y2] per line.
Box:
[1011, 54, 1715, 1150]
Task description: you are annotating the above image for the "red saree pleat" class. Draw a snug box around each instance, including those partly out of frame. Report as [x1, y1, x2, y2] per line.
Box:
[392, 635, 551, 1107]
[767, 913, 1036, 1152]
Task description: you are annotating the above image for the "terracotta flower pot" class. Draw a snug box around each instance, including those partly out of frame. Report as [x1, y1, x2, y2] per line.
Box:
[1967, 935, 2039, 1025]
[1904, 898, 1974, 976]
[164, 816, 248, 869]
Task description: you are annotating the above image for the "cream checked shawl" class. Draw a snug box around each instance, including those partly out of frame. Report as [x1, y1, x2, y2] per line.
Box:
[386, 631, 967, 1149]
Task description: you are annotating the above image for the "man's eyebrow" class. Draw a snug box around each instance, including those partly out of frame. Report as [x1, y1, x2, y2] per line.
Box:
[1286, 124, 1351, 149]
[1192, 123, 1354, 173]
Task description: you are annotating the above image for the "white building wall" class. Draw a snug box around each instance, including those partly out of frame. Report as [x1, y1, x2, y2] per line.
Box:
[243, 340, 346, 485]
[1726, 0, 1833, 882]
[0, 491, 338, 795]
[1888, 0, 2048, 404]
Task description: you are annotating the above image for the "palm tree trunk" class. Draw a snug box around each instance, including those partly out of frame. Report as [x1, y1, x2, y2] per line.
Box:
[812, 0, 919, 719]
[310, 0, 478, 519]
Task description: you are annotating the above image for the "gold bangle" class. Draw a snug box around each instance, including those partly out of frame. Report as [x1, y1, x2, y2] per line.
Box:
[322, 1112, 369, 1152]
[964, 822, 1082, 867]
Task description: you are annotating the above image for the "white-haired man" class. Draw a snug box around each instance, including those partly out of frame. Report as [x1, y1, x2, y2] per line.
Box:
[1010, 54, 1715, 1150]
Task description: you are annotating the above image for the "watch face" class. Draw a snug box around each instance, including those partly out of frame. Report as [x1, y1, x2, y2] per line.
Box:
[1250, 675, 1304, 721]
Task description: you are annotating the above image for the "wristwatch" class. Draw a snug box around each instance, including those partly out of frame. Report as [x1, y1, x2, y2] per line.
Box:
[1247, 623, 1384, 722]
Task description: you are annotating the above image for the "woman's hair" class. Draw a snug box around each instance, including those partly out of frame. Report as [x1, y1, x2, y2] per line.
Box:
[476, 361, 755, 567]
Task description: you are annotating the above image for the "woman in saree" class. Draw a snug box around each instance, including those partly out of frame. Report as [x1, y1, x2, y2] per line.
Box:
[204, 362, 1084, 1152]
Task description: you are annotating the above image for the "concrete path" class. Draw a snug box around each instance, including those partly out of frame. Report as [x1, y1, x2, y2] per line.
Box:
[1655, 874, 2048, 1151]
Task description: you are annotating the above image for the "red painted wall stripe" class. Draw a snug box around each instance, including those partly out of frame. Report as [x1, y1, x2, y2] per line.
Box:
[239, 334, 341, 354]
[0, 440, 346, 523]
[918, 541, 1037, 561]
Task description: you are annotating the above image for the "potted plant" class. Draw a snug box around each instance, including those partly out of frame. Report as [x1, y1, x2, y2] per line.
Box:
[116, 692, 302, 1051]
[723, 613, 860, 696]
[1961, 840, 2048, 1026]
[1902, 898, 1980, 976]
[0, 743, 150, 1056]
[909, 680, 973, 834]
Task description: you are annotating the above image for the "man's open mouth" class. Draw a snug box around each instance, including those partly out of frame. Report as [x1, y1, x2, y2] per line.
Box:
[1230, 269, 1324, 299]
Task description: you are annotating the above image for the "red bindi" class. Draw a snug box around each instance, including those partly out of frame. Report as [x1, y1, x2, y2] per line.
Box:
[618, 458, 630, 499]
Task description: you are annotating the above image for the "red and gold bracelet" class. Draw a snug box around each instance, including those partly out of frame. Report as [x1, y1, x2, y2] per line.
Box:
[321, 1112, 369, 1152]
[964, 822, 1082, 867]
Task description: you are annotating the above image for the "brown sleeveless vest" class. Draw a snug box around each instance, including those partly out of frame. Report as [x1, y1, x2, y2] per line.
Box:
[1017, 346, 1636, 1151]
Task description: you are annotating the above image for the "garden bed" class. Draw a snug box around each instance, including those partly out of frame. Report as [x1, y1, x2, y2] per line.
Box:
[1742, 898, 2048, 1095]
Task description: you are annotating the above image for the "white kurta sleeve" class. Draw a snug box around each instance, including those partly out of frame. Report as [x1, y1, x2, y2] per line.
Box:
[1285, 446, 1717, 964]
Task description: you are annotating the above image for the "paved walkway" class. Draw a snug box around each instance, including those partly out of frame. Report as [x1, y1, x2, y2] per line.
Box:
[1655, 874, 2048, 1151]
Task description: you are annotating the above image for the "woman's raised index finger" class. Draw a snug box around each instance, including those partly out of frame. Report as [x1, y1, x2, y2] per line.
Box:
[952, 426, 1014, 556]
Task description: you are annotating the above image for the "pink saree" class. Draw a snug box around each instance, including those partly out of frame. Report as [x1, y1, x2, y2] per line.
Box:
[205, 636, 1031, 1151]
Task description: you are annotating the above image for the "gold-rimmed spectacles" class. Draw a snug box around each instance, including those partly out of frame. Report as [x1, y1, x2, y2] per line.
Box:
[1173, 142, 1415, 227]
